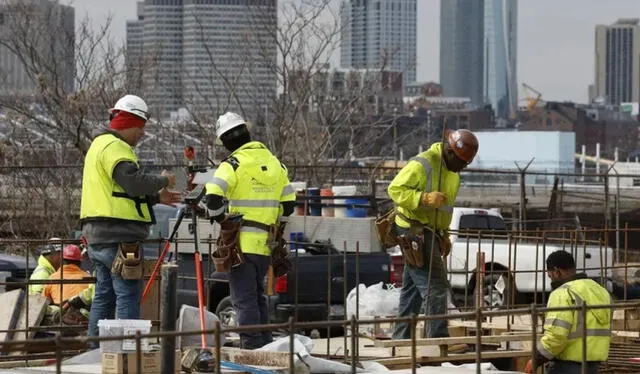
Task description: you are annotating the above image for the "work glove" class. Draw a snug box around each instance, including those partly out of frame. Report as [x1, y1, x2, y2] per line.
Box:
[66, 295, 89, 311]
[420, 192, 447, 209]
[524, 359, 533, 373]
[440, 232, 452, 257]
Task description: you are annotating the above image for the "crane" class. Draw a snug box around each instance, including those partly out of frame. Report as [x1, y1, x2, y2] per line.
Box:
[521, 83, 543, 112]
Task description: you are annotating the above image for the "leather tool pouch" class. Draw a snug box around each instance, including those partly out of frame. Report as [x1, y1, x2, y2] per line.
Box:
[213, 214, 245, 273]
[397, 233, 425, 268]
[375, 207, 398, 247]
[268, 222, 291, 277]
[111, 242, 143, 280]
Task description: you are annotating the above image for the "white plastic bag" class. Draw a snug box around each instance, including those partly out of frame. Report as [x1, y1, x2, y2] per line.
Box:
[345, 282, 400, 318]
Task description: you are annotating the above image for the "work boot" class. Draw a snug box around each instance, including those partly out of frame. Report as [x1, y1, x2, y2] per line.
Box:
[448, 343, 470, 354]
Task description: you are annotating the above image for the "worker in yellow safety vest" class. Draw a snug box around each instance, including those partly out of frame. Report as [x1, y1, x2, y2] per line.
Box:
[205, 112, 296, 350]
[79, 94, 182, 344]
[525, 250, 612, 374]
[388, 129, 478, 353]
[29, 238, 63, 295]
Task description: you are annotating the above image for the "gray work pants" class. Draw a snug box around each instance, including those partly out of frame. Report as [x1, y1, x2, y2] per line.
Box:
[228, 253, 272, 349]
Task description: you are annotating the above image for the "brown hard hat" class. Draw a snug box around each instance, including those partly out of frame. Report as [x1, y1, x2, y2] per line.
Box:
[446, 129, 479, 163]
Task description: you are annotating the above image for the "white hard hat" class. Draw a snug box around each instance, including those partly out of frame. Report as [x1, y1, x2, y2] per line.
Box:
[215, 112, 251, 144]
[109, 95, 149, 121]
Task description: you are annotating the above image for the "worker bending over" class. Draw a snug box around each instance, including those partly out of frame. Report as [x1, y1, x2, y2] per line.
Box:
[525, 250, 611, 374]
[43, 245, 93, 324]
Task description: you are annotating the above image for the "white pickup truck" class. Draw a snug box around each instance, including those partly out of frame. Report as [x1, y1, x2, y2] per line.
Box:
[442, 208, 614, 308]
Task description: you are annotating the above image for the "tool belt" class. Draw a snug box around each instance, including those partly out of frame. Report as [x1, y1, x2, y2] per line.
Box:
[375, 207, 398, 247]
[111, 242, 143, 280]
[395, 212, 447, 266]
[243, 219, 292, 277]
[212, 214, 245, 273]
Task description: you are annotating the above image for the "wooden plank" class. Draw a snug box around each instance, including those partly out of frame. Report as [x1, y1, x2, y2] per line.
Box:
[448, 320, 539, 332]
[373, 349, 531, 366]
[0, 290, 25, 345]
[373, 333, 533, 348]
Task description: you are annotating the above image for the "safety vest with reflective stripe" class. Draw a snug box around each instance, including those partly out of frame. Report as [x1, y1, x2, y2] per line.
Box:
[538, 277, 611, 363]
[80, 132, 153, 224]
[205, 141, 295, 256]
[388, 142, 460, 231]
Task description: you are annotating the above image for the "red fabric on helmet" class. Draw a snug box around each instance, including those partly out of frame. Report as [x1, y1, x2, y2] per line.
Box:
[109, 111, 146, 130]
[63, 245, 83, 262]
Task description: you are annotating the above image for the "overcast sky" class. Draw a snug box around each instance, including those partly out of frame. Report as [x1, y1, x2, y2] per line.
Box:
[68, 0, 640, 104]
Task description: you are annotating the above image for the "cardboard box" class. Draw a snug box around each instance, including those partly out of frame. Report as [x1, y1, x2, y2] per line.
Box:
[101, 350, 181, 374]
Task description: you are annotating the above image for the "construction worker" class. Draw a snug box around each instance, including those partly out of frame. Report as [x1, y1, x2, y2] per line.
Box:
[80, 94, 182, 343]
[205, 112, 296, 350]
[43, 245, 93, 324]
[388, 129, 478, 351]
[29, 237, 63, 295]
[525, 250, 611, 374]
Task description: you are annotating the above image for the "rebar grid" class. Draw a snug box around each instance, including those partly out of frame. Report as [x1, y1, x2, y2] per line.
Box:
[0, 301, 636, 373]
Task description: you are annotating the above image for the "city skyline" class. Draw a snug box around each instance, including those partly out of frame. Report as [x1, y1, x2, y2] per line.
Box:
[340, 0, 417, 87]
[125, 0, 277, 119]
[42, 0, 640, 104]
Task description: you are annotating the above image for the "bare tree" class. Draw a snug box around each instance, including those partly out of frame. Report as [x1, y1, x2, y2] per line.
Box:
[0, 0, 149, 156]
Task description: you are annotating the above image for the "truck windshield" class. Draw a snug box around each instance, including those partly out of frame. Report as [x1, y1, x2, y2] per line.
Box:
[457, 214, 507, 238]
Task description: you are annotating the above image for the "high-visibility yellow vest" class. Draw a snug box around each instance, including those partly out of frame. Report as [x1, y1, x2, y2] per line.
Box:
[388, 142, 460, 231]
[80, 132, 153, 224]
[205, 141, 296, 256]
[28, 256, 56, 295]
[538, 277, 611, 363]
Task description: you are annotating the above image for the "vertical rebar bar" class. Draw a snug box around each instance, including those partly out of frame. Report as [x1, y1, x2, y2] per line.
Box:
[581, 303, 587, 374]
[160, 264, 178, 374]
[343, 241, 348, 362]
[326, 239, 332, 356]
[531, 303, 538, 374]
[288, 317, 295, 374]
[136, 330, 142, 374]
[624, 222, 629, 301]
[542, 231, 548, 305]
[350, 316, 357, 374]
[355, 241, 360, 361]
[55, 334, 62, 374]
[410, 313, 417, 374]
[214, 320, 221, 374]
[475, 306, 482, 374]
[534, 235, 540, 306]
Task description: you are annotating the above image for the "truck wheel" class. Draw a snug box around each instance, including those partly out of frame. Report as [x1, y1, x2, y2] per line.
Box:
[473, 272, 518, 309]
[215, 296, 238, 330]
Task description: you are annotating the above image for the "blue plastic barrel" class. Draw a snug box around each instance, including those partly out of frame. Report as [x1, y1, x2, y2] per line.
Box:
[307, 188, 321, 216]
[345, 198, 368, 218]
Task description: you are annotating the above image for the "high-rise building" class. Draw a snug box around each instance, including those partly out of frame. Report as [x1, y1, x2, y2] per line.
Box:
[594, 19, 640, 105]
[340, 0, 417, 90]
[0, 0, 75, 96]
[440, 0, 517, 119]
[440, 0, 485, 107]
[483, 0, 517, 119]
[126, 0, 277, 120]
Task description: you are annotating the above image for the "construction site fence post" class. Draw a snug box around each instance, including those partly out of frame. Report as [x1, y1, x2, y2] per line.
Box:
[160, 263, 179, 374]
